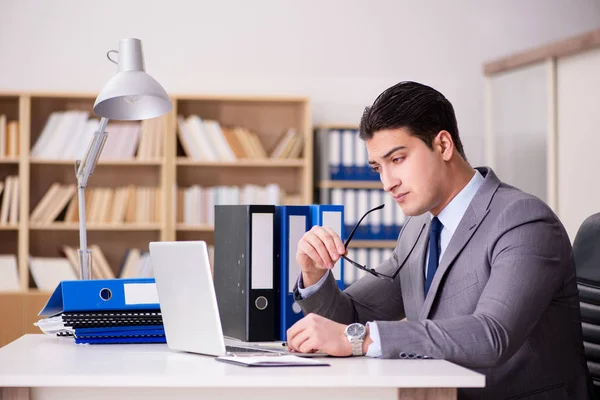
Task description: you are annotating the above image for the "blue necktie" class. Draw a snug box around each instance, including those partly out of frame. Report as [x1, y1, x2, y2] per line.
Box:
[425, 217, 442, 296]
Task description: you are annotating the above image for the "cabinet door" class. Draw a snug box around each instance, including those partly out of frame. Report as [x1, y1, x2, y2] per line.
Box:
[557, 47, 600, 241]
[488, 61, 550, 204]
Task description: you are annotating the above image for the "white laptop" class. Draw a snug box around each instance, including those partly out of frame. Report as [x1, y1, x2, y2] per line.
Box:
[149, 240, 325, 357]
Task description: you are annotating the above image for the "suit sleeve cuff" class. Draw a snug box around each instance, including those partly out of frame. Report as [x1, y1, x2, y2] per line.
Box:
[365, 321, 382, 358]
[296, 270, 330, 299]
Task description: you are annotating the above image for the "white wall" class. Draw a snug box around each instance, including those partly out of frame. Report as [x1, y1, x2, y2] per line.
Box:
[1, 0, 599, 167]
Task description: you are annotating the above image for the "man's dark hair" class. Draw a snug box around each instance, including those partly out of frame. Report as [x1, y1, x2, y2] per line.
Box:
[359, 81, 466, 160]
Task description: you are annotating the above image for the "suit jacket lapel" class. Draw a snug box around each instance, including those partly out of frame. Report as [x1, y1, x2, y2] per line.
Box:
[419, 167, 500, 319]
[404, 220, 428, 314]
[419, 207, 490, 319]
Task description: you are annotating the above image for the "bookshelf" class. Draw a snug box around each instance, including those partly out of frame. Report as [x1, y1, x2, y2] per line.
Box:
[173, 95, 312, 244]
[314, 125, 399, 285]
[0, 92, 312, 347]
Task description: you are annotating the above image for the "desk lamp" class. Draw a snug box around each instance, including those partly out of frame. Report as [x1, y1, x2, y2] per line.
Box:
[76, 38, 172, 280]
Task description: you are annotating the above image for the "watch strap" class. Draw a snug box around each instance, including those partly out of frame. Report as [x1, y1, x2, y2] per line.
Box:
[351, 339, 363, 356]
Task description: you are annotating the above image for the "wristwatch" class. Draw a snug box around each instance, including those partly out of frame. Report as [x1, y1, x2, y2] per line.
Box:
[344, 323, 366, 356]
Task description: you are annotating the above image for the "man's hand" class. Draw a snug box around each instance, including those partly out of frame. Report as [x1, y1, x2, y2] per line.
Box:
[286, 313, 371, 357]
[297, 226, 346, 287]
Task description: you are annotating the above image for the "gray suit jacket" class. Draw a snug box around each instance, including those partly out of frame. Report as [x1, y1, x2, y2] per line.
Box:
[296, 167, 591, 400]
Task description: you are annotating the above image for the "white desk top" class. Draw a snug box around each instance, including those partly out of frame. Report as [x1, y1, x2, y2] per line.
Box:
[0, 335, 484, 389]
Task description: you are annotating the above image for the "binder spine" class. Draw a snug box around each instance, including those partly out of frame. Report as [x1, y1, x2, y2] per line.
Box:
[214, 206, 249, 341]
[214, 205, 280, 343]
[247, 206, 279, 342]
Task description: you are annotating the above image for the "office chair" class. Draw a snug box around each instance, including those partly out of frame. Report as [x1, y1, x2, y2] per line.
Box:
[573, 212, 600, 395]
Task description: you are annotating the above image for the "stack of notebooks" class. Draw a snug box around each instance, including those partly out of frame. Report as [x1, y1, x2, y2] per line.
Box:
[35, 278, 165, 344]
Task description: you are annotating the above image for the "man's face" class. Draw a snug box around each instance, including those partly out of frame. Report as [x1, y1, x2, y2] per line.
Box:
[365, 128, 445, 217]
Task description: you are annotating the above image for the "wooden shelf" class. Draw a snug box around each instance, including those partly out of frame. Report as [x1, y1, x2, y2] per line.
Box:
[0, 91, 313, 345]
[318, 180, 382, 189]
[348, 240, 396, 248]
[176, 224, 214, 232]
[30, 223, 162, 231]
[176, 158, 304, 167]
[30, 159, 163, 166]
[0, 224, 18, 231]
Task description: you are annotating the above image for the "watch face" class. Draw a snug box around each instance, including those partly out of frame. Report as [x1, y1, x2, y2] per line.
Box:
[346, 323, 366, 339]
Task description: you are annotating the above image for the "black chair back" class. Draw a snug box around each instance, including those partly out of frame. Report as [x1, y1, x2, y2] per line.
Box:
[573, 213, 600, 396]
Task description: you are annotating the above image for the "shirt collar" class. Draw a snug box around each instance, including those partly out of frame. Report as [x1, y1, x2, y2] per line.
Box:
[431, 170, 485, 234]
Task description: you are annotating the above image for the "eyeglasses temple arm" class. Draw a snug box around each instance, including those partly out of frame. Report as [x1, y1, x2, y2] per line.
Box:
[343, 203, 385, 248]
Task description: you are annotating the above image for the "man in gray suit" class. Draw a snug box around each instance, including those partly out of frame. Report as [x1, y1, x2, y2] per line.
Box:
[287, 82, 592, 399]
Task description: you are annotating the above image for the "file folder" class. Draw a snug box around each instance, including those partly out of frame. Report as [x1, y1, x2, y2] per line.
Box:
[75, 336, 166, 344]
[214, 205, 280, 342]
[310, 205, 345, 289]
[39, 278, 159, 317]
[275, 205, 311, 341]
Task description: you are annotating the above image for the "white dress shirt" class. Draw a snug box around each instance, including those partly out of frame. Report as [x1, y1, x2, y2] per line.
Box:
[298, 170, 485, 357]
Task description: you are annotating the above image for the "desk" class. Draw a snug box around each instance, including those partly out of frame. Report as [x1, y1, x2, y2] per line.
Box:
[0, 335, 484, 400]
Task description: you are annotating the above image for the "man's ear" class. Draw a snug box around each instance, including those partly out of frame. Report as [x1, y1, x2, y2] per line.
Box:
[437, 130, 454, 161]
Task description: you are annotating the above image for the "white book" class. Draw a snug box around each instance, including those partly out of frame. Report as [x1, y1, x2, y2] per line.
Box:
[187, 116, 218, 161]
[356, 248, 368, 280]
[383, 192, 395, 229]
[61, 112, 89, 160]
[368, 248, 382, 272]
[354, 131, 368, 176]
[327, 130, 341, 176]
[270, 128, 296, 159]
[343, 189, 357, 229]
[343, 249, 357, 286]
[394, 200, 406, 226]
[0, 114, 6, 158]
[31, 112, 62, 158]
[0, 176, 12, 224]
[204, 120, 236, 161]
[331, 188, 344, 206]
[369, 190, 383, 236]
[176, 116, 202, 160]
[341, 130, 355, 174]
[8, 176, 18, 224]
[0, 254, 20, 291]
[29, 256, 77, 292]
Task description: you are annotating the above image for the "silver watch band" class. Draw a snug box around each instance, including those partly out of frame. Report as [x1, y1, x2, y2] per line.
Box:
[351, 339, 363, 356]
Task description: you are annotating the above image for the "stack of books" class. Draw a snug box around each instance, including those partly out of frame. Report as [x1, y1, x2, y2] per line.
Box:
[35, 278, 165, 344]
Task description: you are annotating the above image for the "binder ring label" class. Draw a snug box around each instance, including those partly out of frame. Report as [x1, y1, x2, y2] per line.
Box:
[100, 288, 112, 301]
[255, 296, 268, 310]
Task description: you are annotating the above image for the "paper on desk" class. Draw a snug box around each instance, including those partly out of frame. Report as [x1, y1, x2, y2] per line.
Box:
[33, 316, 74, 337]
[216, 355, 330, 367]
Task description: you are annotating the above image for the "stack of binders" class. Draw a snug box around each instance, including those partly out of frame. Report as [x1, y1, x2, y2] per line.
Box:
[36, 278, 165, 344]
[214, 204, 344, 343]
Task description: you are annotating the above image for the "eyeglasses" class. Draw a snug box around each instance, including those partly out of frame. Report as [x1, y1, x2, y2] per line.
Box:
[342, 203, 399, 282]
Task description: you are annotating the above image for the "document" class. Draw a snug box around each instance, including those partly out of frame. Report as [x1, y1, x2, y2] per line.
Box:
[216, 354, 330, 367]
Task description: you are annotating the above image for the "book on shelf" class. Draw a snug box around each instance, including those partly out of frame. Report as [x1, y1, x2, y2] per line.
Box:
[344, 248, 394, 286]
[0, 175, 19, 225]
[316, 127, 379, 181]
[29, 256, 78, 292]
[30, 111, 163, 161]
[30, 184, 161, 225]
[0, 115, 19, 158]
[177, 115, 301, 161]
[177, 183, 286, 226]
[0, 254, 20, 291]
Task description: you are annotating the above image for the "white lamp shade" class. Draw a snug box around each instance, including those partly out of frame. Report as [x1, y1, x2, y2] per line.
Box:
[93, 38, 172, 121]
[94, 71, 172, 120]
